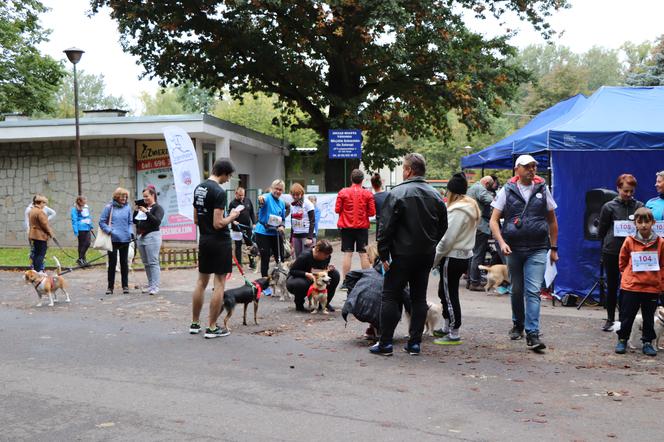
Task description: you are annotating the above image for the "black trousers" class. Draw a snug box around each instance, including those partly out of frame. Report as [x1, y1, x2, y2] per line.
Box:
[78, 231, 92, 261]
[468, 230, 490, 285]
[256, 233, 285, 277]
[233, 225, 255, 267]
[107, 242, 130, 289]
[286, 269, 340, 308]
[438, 257, 469, 330]
[379, 253, 434, 346]
[603, 253, 621, 322]
[617, 290, 659, 342]
[32, 240, 47, 272]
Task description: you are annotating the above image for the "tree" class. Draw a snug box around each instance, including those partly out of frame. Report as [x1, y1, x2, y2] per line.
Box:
[48, 70, 128, 118]
[92, 0, 568, 190]
[0, 0, 64, 115]
[139, 88, 185, 115]
[626, 35, 664, 86]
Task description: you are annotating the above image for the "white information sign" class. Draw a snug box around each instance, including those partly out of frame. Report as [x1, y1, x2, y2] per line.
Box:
[631, 251, 660, 272]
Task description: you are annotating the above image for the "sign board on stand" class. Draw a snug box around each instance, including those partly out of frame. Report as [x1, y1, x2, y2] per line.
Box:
[329, 130, 362, 159]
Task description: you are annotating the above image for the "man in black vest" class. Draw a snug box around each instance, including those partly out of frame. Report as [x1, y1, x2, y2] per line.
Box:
[489, 155, 559, 352]
[371, 153, 448, 356]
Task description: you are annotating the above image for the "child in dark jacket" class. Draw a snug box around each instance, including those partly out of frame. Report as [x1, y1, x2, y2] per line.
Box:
[615, 207, 664, 356]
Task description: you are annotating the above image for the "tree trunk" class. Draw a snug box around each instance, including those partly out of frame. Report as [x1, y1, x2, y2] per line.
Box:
[324, 157, 360, 192]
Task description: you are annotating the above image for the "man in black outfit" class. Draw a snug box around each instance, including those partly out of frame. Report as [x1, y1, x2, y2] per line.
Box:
[286, 239, 340, 312]
[371, 153, 448, 356]
[229, 187, 256, 269]
[189, 159, 241, 339]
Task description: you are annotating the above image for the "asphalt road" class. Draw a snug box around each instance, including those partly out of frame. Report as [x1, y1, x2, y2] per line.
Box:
[1, 253, 662, 441]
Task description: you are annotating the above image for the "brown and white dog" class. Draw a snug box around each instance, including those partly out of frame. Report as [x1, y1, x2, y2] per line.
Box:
[628, 306, 664, 350]
[270, 261, 291, 301]
[307, 271, 331, 314]
[478, 264, 510, 293]
[23, 257, 71, 307]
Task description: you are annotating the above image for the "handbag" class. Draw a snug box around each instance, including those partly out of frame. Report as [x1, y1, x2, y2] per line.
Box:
[93, 205, 113, 252]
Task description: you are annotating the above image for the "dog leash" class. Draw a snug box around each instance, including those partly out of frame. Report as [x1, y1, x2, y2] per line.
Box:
[232, 255, 261, 298]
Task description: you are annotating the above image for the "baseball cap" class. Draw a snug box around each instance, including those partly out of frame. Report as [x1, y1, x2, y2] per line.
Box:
[514, 154, 538, 167]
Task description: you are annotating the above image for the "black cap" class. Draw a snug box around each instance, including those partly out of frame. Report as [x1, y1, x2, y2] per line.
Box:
[447, 172, 468, 195]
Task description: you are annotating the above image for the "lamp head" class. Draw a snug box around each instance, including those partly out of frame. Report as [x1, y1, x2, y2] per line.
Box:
[64, 47, 84, 65]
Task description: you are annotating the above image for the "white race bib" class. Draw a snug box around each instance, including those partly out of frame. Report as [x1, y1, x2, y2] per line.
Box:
[268, 214, 282, 227]
[230, 231, 243, 241]
[613, 220, 635, 237]
[631, 251, 659, 272]
[81, 208, 90, 217]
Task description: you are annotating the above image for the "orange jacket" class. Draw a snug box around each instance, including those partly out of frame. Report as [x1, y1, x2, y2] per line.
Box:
[335, 184, 376, 229]
[619, 234, 664, 294]
[28, 207, 54, 241]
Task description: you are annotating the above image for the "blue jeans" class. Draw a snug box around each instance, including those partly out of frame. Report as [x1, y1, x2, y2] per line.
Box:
[137, 231, 162, 291]
[32, 240, 47, 272]
[507, 249, 547, 335]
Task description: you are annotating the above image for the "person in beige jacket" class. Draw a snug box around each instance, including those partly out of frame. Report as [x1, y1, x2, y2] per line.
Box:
[432, 173, 480, 345]
[28, 195, 55, 272]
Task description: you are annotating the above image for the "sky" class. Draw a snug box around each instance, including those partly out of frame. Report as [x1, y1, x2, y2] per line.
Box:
[37, 0, 664, 114]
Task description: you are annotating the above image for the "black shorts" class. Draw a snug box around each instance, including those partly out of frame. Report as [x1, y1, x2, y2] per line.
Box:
[340, 228, 368, 253]
[198, 236, 233, 275]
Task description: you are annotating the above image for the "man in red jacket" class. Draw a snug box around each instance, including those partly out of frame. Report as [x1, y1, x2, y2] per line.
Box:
[336, 169, 376, 285]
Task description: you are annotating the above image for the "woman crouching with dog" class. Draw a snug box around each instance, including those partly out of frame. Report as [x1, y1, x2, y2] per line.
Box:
[287, 240, 340, 312]
[99, 187, 133, 295]
[432, 173, 480, 345]
[28, 194, 55, 272]
[134, 185, 164, 296]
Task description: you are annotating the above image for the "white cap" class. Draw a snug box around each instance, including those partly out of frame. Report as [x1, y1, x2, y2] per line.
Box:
[514, 154, 538, 167]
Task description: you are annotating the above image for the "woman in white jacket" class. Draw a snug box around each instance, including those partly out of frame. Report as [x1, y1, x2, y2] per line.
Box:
[432, 173, 480, 344]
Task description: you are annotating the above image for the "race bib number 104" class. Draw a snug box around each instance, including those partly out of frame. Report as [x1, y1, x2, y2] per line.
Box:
[631, 251, 660, 272]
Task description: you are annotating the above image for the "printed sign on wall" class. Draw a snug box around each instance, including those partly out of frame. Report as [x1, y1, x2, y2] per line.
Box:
[136, 140, 196, 240]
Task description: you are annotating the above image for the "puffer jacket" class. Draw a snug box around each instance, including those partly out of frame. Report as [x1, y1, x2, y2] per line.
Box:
[433, 198, 480, 267]
[336, 184, 376, 229]
[598, 196, 644, 255]
[377, 176, 448, 260]
[619, 233, 664, 294]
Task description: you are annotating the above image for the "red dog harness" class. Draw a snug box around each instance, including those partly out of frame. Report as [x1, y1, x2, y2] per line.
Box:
[307, 284, 328, 298]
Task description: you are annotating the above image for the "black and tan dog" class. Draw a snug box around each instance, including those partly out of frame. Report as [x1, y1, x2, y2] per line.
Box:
[221, 277, 270, 330]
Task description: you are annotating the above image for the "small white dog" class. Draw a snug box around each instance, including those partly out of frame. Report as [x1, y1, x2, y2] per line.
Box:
[627, 306, 664, 350]
[269, 261, 291, 301]
[404, 302, 442, 336]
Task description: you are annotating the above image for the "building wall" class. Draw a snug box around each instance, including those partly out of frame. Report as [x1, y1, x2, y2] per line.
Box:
[254, 153, 286, 193]
[0, 138, 135, 246]
[229, 149, 257, 189]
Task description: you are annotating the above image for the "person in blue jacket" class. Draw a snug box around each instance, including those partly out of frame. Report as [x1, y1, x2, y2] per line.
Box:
[645, 170, 664, 221]
[255, 179, 287, 277]
[307, 195, 321, 242]
[99, 187, 134, 295]
[71, 195, 94, 267]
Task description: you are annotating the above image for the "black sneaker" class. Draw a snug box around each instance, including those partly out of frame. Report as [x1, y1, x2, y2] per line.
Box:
[204, 326, 231, 339]
[526, 333, 546, 351]
[105, 288, 113, 295]
[369, 342, 393, 356]
[509, 325, 524, 340]
[326, 304, 335, 313]
[601, 319, 614, 332]
[432, 328, 449, 338]
[122, 287, 130, 294]
[189, 322, 201, 334]
[295, 305, 308, 312]
[76, 258, 85, 267]
[403, 343, 421, 356]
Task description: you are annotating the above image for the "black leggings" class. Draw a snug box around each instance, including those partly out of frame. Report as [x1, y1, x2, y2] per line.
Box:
[438, 257, 469, 330]
[107, 242, 130, 289]
[617, 291, 658, 342]
[78, 231, 91, 261]
[256, 233, 284, 277]
[603, 253, 620, 322]
[286, 270, 340, 308]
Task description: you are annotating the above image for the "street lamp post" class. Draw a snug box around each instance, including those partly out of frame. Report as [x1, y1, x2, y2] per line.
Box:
[64, 47, 85, 196]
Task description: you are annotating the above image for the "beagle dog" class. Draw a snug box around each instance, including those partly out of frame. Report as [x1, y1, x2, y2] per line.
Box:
[23, 257, 71, 307]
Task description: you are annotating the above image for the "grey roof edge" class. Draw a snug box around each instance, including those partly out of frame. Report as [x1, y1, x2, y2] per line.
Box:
[0, 113, 286, 149]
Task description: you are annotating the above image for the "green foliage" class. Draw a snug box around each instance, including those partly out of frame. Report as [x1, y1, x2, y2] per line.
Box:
[0, 0, 64, 115]
[140, 88, 185, 115]
[90, 0, 567, 189]
[44, 70, 128, 118]
[626, 35, 664, 86]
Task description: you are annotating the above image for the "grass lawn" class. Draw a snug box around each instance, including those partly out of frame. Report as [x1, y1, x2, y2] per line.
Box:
[0, 247, 106, 268]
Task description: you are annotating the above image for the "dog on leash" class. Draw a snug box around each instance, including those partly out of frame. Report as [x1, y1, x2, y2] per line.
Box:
[404, 302, 442, 336]
[23, 257, 71, 307]
[221, 277, 271, 331]
[270, 261, 291, 301]
[628, 306, 664, 350]
[478, 264, 509, 293]
[307, 271, 331, 314]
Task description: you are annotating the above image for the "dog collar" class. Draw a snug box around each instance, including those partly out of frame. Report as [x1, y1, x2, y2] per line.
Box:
[253, 282, 263, 300]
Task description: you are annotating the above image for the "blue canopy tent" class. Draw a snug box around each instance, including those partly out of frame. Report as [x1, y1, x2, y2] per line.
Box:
[511, 86, 664, 299]
[460, 94, 587, 170]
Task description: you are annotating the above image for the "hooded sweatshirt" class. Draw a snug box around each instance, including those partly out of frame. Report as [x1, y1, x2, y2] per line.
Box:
[433, 197, 480, 268]
[619, 231, 664, 294]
